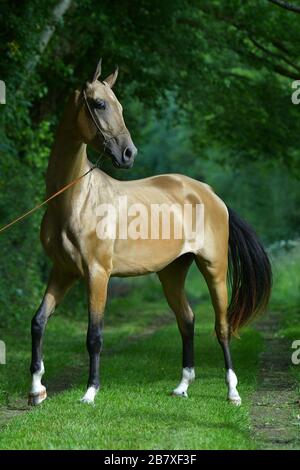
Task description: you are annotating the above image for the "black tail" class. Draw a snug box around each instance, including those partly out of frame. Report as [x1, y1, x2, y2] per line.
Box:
[227, 207, 272, 334]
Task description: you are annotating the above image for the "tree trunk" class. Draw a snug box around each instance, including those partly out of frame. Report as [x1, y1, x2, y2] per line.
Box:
[268, 0, 300, 14]
[25, 0, 73, 74]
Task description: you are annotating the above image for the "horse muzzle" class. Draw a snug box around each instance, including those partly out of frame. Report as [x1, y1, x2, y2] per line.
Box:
[110, 141, 137, 169]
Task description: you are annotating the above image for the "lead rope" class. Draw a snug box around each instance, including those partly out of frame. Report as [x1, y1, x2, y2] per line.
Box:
[0, 151, 105, 235]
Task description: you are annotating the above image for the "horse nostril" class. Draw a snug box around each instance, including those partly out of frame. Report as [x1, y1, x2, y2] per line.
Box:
[123, 146, 133, 162]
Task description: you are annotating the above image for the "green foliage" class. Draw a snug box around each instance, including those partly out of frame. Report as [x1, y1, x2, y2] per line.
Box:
[271, 243, 300, 311]
[0, 0, 299, 329]
[269, 243, 300, 385]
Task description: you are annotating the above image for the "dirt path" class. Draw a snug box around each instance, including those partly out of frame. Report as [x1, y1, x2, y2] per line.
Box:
[251, 311, 300, 449]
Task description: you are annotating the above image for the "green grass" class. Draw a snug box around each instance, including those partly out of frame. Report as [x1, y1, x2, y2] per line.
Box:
[0, 267, 262, 450]
[270, 244, 300, 386]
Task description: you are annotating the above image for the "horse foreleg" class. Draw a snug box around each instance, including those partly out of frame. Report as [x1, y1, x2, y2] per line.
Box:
[29, 268, 74, 406]
[80, 266, 109, 405]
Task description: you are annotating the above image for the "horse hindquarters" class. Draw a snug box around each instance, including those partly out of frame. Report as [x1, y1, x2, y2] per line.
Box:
[194, 205, 272, 405]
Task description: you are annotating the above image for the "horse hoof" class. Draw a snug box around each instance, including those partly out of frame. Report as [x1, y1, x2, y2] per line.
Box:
[228, 396, 241, 406]
[80, 386, 98, 405]
[28, 387, 47, 406]
[172, 389, 188, 398]
[80, 397, 95, 406]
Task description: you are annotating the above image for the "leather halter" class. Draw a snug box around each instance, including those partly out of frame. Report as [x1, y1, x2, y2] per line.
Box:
[82, 88, 111, 147]
[82, 87, 128, 149]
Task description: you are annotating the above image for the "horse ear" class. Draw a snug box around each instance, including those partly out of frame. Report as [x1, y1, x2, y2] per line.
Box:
[92, 58, 102, 82]
[103, 67, 118, 88]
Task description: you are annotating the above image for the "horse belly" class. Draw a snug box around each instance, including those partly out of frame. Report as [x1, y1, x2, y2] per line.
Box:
[111, 238, 189, 276]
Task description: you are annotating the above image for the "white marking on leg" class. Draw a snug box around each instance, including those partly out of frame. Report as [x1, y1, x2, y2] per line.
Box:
[28, 360, 47, 405]
[226, 369, 241, 406]
[30, 360, 45, 394]
[173, 367, 195, 398]
[80, 386, 98, 405]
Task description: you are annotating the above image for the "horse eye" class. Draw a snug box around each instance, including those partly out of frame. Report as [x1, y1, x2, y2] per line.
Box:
[94, 99, 106, 110]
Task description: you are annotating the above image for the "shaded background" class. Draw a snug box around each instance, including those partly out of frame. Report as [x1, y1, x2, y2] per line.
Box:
[0, 0, 300, 328]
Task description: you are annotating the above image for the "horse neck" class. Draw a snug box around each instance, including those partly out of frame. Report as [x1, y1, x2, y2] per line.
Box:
[46, 94, 89, 198]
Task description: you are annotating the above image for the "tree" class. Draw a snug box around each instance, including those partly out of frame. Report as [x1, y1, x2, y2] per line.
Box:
[267, 0, 300, 14]
[0, 1, 300, 328]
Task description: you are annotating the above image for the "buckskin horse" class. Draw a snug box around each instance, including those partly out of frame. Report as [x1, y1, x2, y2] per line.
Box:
[28, 59, 272, 406]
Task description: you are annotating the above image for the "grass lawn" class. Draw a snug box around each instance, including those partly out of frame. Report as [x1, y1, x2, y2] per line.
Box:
[0, 268, 262, 450]
[270, 244, 300, 387]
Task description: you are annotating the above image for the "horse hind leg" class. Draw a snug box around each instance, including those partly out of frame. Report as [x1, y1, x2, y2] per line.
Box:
[157, 254, 195, 398]
[195, 257, 241, 406]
